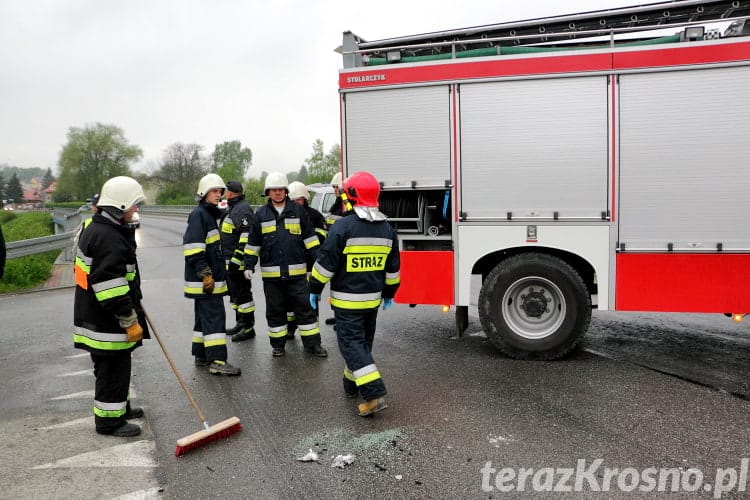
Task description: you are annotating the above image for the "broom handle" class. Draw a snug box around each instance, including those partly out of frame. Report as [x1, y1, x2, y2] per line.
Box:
[142, 306, 209, 428]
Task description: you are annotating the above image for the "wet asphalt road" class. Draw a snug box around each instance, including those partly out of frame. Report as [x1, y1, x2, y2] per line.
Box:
[1, 214, 748, 499]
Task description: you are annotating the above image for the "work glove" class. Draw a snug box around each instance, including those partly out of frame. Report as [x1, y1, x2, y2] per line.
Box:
[116, 309, 143, 342]
[125, 323, 144, 342]
[382, 298, 393, 310]
[244, 270, 254, 281]
[202, 274, 215, 294]
[309, 293, 321, 310]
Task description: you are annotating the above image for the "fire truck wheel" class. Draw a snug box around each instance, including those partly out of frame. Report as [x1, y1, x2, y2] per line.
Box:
[478, 253, 591, 360]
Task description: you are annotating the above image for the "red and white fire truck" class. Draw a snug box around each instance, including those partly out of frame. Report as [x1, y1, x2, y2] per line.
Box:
[336, 0, 750, 360]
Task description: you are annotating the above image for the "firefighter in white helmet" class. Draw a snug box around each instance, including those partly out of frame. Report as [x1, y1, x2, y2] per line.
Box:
[309, 171, 400, 416]
[74, 176, 148, 436]
[183, 173, 241, 376]
[244, 172, 328, 357]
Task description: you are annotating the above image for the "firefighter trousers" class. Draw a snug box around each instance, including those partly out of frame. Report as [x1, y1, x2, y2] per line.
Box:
[262, 278, 321, 349]
[334, 308, 386, 401]
[226, 269, 255, 327]
[191, 296, 228, 362]
[90, 352, 132, 433]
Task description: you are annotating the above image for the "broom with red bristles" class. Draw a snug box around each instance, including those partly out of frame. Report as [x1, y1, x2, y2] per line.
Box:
[143, 307, 242, 457]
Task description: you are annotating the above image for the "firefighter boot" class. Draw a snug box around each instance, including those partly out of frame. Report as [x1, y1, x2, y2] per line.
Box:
[125, 404, 144, 419]
[358, 397, 388, 417]
[304, 344, 328, 357]
[231, 326, 256, 342]
[226, 312, 242, 336]
[97, 422, 141, 437]
[286, 320, 297, 339]
[208, 360, 242, 376]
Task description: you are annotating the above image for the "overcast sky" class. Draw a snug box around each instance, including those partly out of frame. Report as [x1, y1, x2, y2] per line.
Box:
[1, 0, 644, 177]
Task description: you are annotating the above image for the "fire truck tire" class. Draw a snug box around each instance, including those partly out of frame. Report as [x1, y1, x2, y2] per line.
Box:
[478, 253, 591, 360]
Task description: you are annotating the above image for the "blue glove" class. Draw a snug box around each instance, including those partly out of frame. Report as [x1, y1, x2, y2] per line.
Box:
[382, 298, 393, 310]
[309, 293, 321, 310]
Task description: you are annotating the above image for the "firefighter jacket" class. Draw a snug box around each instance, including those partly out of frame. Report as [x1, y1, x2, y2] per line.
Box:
[325, 194, 351, 227]
[303, 202, 327, 271]
[244, 198, 320, 280]
[220, 195, 254, 271]
[310, 212, 401, 310]
[183, 201, 228, 298]
[74, 211, 149, 354]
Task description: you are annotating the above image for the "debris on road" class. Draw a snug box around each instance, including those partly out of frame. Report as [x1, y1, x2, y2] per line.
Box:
[331, 454, 355, 468]
[297, 449, 319, 462]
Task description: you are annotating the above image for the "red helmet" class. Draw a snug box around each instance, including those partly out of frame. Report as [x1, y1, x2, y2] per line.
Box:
[343, 171, 380, 208]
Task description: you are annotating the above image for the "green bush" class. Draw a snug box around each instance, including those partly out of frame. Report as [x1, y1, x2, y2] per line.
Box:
[1, 212, 58, 293]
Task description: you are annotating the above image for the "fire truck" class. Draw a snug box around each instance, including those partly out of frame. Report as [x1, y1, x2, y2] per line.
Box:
[336, 0, 750, 360]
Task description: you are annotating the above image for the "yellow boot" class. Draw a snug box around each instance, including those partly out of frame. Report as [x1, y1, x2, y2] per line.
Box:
[357, 397, 388, 417]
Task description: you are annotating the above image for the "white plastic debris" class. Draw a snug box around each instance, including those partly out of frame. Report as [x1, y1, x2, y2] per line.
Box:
[331, 454, 355, 468]
[395, 475, 403, 480]
[297, 449, 319, 462]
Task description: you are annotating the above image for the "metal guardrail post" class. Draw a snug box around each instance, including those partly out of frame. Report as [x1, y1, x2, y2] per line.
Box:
[53, 208, 84, 262]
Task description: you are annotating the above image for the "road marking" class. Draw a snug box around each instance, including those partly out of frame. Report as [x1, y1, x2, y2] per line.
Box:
[39, 416, 92, 429]
[32, 440, 157, 469]
[112, 488, 162, 499]
[50, 390, 94, 400]
[58, 369, 93, 377]
[64, 353, 89, 359]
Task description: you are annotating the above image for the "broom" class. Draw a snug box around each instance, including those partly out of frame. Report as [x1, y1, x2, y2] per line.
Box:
[142, 307, 242, 457]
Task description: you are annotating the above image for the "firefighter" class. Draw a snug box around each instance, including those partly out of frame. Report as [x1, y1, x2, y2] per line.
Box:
[73, 176, 148, 436]
[286, 181, 328, 338]
[325, 172, 351, 227]
[243, 172, 328, 358]
[220, 180, 256, 342]
[309, 171, 400, 417]
[183, 173, 241, 376]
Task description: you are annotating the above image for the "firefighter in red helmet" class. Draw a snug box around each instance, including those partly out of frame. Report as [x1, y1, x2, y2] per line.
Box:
[309, 171, 401, 416]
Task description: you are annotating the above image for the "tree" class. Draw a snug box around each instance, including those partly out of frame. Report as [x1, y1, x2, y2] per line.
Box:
[6, 173, 23, 203]
[243, 176, 267, 206]
[153, 142, 208, 204]
[0, 172, 5, 206]
[302, 139, 340, 184]
[56, 123, 142, 201]
[211, 140, 252, 182]
[297, 165, 308, 183]
[42, 168, 55, 188]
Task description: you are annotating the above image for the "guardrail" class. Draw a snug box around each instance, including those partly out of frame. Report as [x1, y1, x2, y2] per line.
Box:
[6, 205, 200, 261]
[6, 232, 77, 259]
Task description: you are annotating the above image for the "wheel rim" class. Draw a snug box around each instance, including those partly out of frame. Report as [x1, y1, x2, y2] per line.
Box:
[501, 276, 566, 340]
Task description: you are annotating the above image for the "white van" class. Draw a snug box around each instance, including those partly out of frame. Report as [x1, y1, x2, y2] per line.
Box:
[307, 184, 336, 216]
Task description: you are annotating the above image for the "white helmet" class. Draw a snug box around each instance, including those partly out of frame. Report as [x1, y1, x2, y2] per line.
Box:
[197, 173, 226, 199]
[264, 172, 289, 194]
[288, 181, 309, 201]
[330, 172, 343, 188]
[97, 176, 146, 212]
